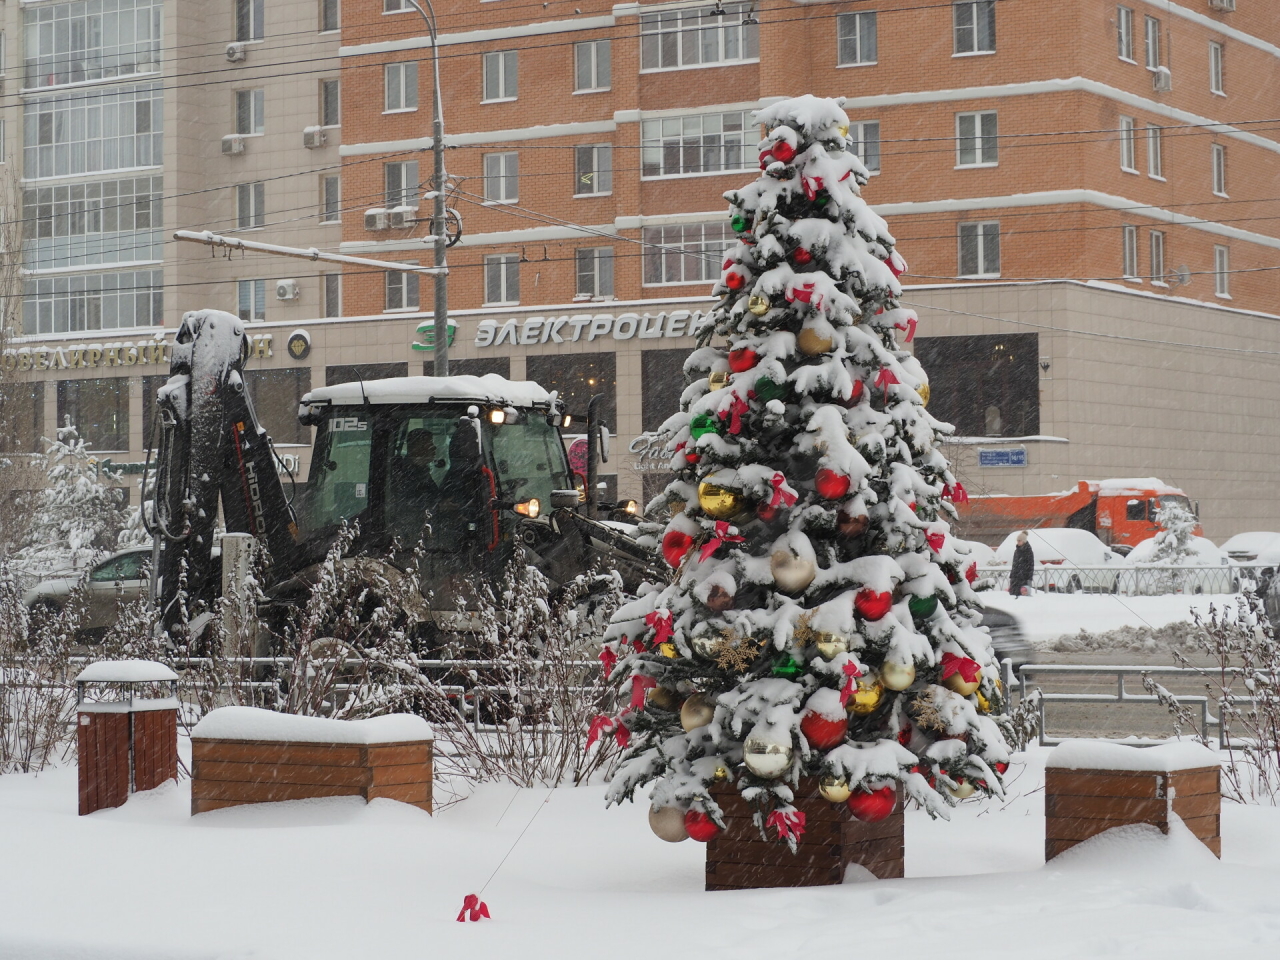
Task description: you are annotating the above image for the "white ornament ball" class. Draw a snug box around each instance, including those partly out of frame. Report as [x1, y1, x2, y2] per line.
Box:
[648, 805, 689, 842]
[770, 550, 816, 594]
[743, 733, 794, 779]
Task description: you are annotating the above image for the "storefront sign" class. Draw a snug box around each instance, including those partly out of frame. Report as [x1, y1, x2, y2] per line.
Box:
[473, 310, 708, 348]
[2, 335, 273, 373]
[286, 330, 311, 361]
[628, 432, 674, 474]
[978, 447, 1027, 468]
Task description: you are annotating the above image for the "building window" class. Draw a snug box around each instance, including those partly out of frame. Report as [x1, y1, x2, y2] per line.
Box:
[385, 160, 419, 208]
[320, 175, 340, 222]
[956, 111, 998, 166]
[1209, 41, 1224, 95]
[327, 363, 407, 386]
[235, 89, 264, 135]
[0, 382, 45, 455]
[22, 0, 162, 90]
[243, 369, 312, 446]
[237, 182, 265, 228]
[321, 79, 340, 126]
[1211, 143, 1227, 196]
[57, 378, 129, 451]
[1117, 6, 1134, 61]
[574, 144, 612, 196]
[836, 12, 877, 66]
[526, 353, 616, 435]
[23, 83, 163, 179]
[575, 40, 610, 92]
[1144, 15, 1160, 70]
[238, 278, 265, 321]
[483, 152, 518, 202]
[22, 269, 162, 334]
[1214, 245, 1230, 298]
[953, 1, 995, 55]
[846, 120, 881, 173]
[320, 0, 339, 32]
[576, 247, 614, 299]
[384, 62, 418, 112]
[642, 222, 734, 285]
[236, 0, 264, 42]
[1119, 116, 1136, 171]
[322, 274, 341, 317]
[914, 333, 1039, 438]
[22, 175, 163, 271]
[1122, 225, 1139, 280]
[386, 263, 420, 311]
[958, 221, 1000, 278]
[1150, 230, 1165, 284]
[641, 111, 751, 178]
[1146, 124, 1162, 179]
[484, 254, 520, 304]
[383, 0, 411, 10]
[482, 50, 517, 101]
[640, 4, 759, 71]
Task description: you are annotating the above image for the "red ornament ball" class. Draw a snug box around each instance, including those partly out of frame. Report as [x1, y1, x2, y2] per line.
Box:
[756, 501, 779, 523]
[728, 348, 759, 373]
[771, 141, 796, 163]
[725, 271, 745, 291]
[662, 530, 694, 568]
[995, 762, 1009, 775]
[684, 810, 720, 842]
[814, 468, 851, 500]
[792, 246, 813, 266]
[854, 588, 893, 621]
[800, 711, 847, 750]
[846, 786, 896, 822]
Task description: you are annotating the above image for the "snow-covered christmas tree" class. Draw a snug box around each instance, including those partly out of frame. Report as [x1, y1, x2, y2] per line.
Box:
[1149, 500, 1197, 565]
[603, 96, 1011, 846]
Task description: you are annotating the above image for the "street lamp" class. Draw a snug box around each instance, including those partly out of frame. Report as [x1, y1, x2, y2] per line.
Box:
[404, 0, 450, 376]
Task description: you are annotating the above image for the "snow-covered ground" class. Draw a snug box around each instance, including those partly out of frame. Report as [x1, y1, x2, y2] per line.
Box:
[979, 590, 1236, 648]
[2, 745, 1279, 959]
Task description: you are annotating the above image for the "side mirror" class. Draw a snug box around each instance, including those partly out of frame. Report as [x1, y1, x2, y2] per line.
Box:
[550, 489, 580, 510]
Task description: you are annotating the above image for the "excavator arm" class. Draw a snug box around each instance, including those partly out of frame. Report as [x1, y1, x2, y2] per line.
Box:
[146, 310, 302, 640]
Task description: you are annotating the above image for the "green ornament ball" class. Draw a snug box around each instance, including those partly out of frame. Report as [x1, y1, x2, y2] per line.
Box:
[908, 594, 939, 619]
[771, 654, 803, 679]
[731, 215, 749, 233]
[753, 377, 788, 402]
[690, 413, 720, 440]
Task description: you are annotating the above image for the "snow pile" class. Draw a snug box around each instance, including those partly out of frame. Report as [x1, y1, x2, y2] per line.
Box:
[1047, 738, 1219, 772]
[76, 660, 178, 684]
[978, 592, 1234, 648]
[192, 706, 433, 743]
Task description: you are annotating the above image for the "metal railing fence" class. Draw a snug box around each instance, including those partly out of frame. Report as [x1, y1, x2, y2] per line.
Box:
[978, 562, 1262, 596]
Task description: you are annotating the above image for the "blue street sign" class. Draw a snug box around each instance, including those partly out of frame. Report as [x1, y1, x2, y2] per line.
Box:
[978, 448, 1027, 468]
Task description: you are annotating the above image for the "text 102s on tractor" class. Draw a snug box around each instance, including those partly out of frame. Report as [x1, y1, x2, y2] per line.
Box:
[145, 309, 661, 647]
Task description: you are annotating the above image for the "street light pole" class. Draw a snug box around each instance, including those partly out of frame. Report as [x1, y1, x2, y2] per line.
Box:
[406, 0, 449, 376]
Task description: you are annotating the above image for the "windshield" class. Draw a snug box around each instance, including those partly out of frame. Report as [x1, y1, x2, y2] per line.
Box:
[300, 412, 373, 539]
[488, 414, 572, 509]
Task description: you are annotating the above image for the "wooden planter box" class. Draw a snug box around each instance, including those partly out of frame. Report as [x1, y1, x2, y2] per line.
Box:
[1045, 742, 1221, 861]
[705, 779, 903, 890]
[190, 708, 433, 816]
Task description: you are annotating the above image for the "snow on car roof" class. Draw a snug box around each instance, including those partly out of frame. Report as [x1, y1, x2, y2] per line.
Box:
[303, 374, 554, 408]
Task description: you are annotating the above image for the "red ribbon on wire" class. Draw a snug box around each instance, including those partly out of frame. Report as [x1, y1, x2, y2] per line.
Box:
[786, 282, 824, 310]
[802, 175, 825, 201]
[940, 652, 982, 683]
[456, 894, 491, 922]
[926, 531, 946, 553]
[644, 610, 674, 646]
[839, 660, 864, 706]
[874, 368, 899, 402]
[721, 396, 749, 435]
[599, 645, 618, 677]
[769, 472, 798, 509]
[700, 521, 745, 562]
[893, 316, 918, 342]
[884, 253, 906, 278]
[943, 482, 969, 504]
[766, 809, 807, 841]
[586, 714, 630, 750]
[630, 675, 657, 709]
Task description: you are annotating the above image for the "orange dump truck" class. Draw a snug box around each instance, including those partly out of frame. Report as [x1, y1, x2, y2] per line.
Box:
[953, 478, 1202, 551]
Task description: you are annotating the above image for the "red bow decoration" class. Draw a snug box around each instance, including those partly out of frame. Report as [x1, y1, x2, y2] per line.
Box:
[719, 395, 750, 435]
[943, 482, 970, 504]
[802, 175, 825, 201]
[940, 652, 982, 684]
[874, 368, 899, 402]
[769, 472, 798, 509]
[926, 532, 945, 553]
[630, 675, 657, 709]
[766, 808, 807, 841]
[700, 521, 745, 561]
[456, 894, 491, 922]
[786, 281, 824, 310]
[893, 316, 918, 343]
[965, 561, 978, 585]
[586, 714, 630, 750]
[884, 253, 906, 278]
[599, 645, 618, 677]
[839, 660, 864, 706]
[644, 610, 674, 646]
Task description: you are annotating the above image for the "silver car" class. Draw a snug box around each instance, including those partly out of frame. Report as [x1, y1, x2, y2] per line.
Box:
[22, 547, 152, 636]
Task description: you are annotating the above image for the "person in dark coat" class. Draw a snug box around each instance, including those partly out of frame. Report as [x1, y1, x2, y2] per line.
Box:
[1009, 530, 1035, 596]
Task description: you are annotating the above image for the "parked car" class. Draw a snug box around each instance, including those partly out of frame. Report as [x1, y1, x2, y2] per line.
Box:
[22, 546, 152, 637]
[1219, 531, 1280, 562]
[1126, 535, 1239, 595]
[990, 528, 1127, 593]
[977, 603, 1035, 674]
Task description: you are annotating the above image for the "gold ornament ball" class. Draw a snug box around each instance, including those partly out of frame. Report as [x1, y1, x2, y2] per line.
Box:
[649, 805, 689, 842]
[837, 123, 850, 139]
[942, 671, 982, 697]
[770, 550, 817, 594]
[658, 641, 679, 659]
[748, 295, 771, 316]
[847, 677, 885, 716]
[680, 692, 717, 732]
[742, 733, 794, 779]
[698, 481, 744, 520]
[712, 765, 730, 783]
[916, 383, 931, 406]
[976, 691, 992, 713]
[796, 328, 835, 356]
[708, 370, 730, 391]
[646, 686, 680, 711]
[819, 775, 852, 803]
[881, 661, 917, 691]
[947, 779, 976, 800]
[690, 635, 720, 659]
[813, 632, 849, 660]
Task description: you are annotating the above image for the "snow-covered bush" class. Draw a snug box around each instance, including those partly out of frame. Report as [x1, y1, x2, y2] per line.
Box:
[1150, 500, 1197, 565]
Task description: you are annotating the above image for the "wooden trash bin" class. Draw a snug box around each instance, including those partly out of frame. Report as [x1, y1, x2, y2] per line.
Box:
[1045, 740, 1222, 860]
[189, 707, 434, 815]
[75, 661, 180, 816]
[705, 778, 904, 890]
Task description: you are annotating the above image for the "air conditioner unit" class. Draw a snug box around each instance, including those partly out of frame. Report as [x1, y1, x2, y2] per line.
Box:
[275, 279, 300, 301]
[225, 42, 247, 63]
[302, 126, 326, 149]
[387, 205, 418, 228]
[221, 135, 246, 156]
[1208, 0, 1235, 11]
[1152, 65, 1172, 92]
[365, 208, 388, 230]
